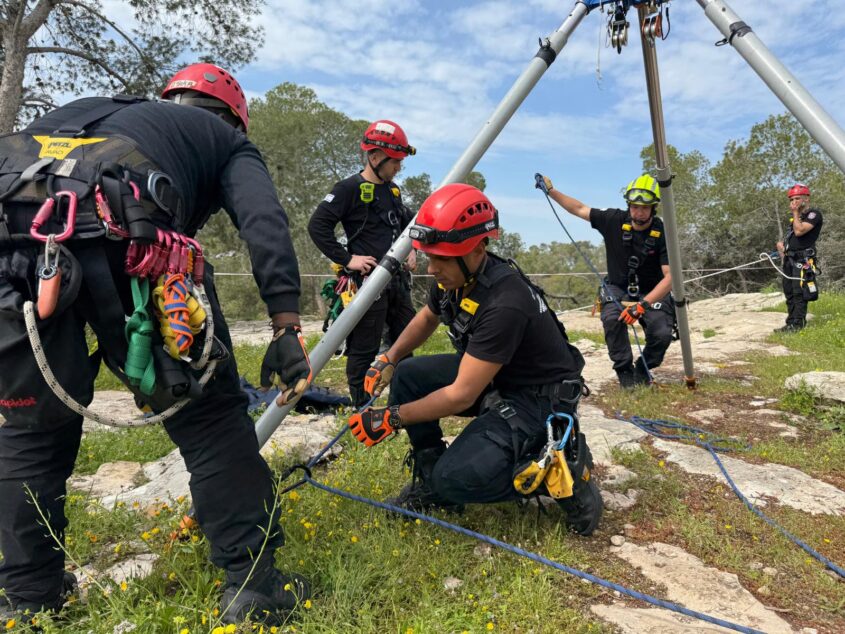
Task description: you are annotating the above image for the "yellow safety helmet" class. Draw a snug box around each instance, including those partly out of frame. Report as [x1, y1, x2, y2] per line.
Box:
[624, 174, 661, 205]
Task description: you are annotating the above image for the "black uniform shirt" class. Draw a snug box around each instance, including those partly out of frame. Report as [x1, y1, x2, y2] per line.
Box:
[427, 256, 585, 389]
[785, 207, 823, 253]
[25, 97, 300, 314]
[590, 207, 668, 295]
[308, 173, 411, 266]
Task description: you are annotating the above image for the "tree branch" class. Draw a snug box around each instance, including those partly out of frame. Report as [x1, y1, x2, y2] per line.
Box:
[58, 0, 165, 81]
[27, 45, 129, 86]
[21, 0, 57, 39]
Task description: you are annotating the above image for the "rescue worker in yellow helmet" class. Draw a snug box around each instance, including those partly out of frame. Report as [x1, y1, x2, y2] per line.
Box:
[539, 174, 675, 388]
[347, 184, 602, 536]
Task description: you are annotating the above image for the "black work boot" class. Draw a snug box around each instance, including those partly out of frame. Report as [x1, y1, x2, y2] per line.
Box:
[387, 445, 463, 513]
[556, 437, 603, 536]
[633, 357, 653, 386]
[0, 571, 77, 623]
[774, 322, 804, 333]
[349, 384, 369, 408]
[220, 567, 310, 626]
[615, 365, 637, 389]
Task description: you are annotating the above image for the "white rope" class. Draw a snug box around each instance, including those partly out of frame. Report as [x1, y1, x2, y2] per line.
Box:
[683, 253, 802, 284]
[23, 282, 218, 428]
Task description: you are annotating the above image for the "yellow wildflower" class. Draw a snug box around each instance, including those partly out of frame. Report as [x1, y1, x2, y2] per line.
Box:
[304, 599, 312, 609]
[120, 581, 128, 592]
[225, 625, 237, 633]
[5, 619, 16, 630]
[351, 536, 359, 543]
[487, 623, 495, 630]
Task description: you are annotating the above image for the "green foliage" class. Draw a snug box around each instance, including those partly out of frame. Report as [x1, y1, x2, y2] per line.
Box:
[702, 328, 717, 339]
[641, 116, 845, 298]
[3, 0, 264, 130]
[75, 426, 175, 476]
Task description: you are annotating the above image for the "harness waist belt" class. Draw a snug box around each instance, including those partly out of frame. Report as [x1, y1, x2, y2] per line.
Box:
[532, 378, 584, 402]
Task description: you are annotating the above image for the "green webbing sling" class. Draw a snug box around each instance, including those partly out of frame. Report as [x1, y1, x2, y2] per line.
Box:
[124, 276, 156, 395]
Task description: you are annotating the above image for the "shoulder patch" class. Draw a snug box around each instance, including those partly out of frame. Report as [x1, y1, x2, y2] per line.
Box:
[391, 186, 401, 198]
[459, 297, 479, 315]
[323, 193, 335, 203]
[807, 211, 817, 220]
[621, 223, 632, 231]
[649, 229, 661, 238]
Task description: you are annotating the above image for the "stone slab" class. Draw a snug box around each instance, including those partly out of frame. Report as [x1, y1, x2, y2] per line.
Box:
[591, 542, 794, 633]
[654, 440, 845, 516]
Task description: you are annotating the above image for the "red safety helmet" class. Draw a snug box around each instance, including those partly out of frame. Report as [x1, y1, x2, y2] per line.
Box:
[360, 120, 416, 159]
[787, 183, 810, 198]
[410, 184, 499, 257]
[162, 63, 249, 131]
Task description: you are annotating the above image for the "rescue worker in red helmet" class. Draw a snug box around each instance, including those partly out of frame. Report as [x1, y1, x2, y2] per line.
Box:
[348, 184, 602, 536]
[308, 119, 417, 406]
[0, 62, 310, 626]
[775, 183, 823, 332]
[538, 174, 675, 388]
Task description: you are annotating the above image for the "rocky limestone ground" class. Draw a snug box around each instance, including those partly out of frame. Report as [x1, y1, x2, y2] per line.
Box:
[4, 292, 844, 632]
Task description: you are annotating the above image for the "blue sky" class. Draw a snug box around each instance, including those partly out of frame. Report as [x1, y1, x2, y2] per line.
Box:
[137, 1, 845, 245]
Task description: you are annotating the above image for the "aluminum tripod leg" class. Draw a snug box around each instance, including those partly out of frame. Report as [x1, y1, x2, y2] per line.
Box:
[637, 5, 696, 388]
[697, 0, 845, 173]
[254, 1, 591, 445]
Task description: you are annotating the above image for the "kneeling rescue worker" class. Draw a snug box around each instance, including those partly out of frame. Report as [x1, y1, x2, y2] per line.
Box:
[347, 184, 603, 536]
[0, 64, 311, 625]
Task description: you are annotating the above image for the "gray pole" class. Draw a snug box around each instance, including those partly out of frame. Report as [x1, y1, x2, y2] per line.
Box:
[697, 0, 845, 173]
[637, 5, 697, 388]
[254, 1, 591, 445]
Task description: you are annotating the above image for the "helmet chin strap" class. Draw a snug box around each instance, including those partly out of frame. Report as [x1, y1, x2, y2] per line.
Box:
[368, 153, 391, 183]
[458, 252, 487, 287]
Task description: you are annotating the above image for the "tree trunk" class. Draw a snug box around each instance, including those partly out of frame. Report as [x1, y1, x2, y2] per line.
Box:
[0, 29, 28, 134]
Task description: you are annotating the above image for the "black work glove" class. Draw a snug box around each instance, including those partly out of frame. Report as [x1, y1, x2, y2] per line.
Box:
[260, 325, 313, 405]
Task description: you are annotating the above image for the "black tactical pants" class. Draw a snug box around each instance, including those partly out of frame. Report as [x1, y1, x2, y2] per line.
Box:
[0, 241, 281, 607]
[782, 258, 809, 327]
[388, 354, 573, 505]
[600, 284, 674, 372]
[346, 275, 415, 406]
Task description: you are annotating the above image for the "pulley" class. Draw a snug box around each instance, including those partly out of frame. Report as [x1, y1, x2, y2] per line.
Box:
[607, 2, 630, 54]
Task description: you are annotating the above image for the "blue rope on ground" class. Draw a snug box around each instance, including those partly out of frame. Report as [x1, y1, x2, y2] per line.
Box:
[284, 418, 763, 633]
[618, 414, 845, 579]
[303, 473, 763, 634]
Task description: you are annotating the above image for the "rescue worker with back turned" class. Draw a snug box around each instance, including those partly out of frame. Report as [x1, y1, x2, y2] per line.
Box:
[347, 184, 602, 536]
[0, 64, 311, 626]
[308, 120, 417, 407]
[775, 183, 823, 332]
[539, 174, 674, 388]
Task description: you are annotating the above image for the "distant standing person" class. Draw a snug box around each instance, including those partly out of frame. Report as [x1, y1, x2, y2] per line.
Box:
[308, 120, 417, 406]
[775, 184, 823, 332]
[537, 174, 674, 388]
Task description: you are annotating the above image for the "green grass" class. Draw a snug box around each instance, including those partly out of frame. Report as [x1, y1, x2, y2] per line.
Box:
[21, 294, 845, 632]
[702, 328, 717, 339]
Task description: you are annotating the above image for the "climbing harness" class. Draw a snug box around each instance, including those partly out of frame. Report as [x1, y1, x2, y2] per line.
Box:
[0, 96, 221, 427]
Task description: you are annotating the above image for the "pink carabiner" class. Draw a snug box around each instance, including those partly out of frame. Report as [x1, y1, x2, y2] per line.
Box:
[30, 191, 78, 243]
